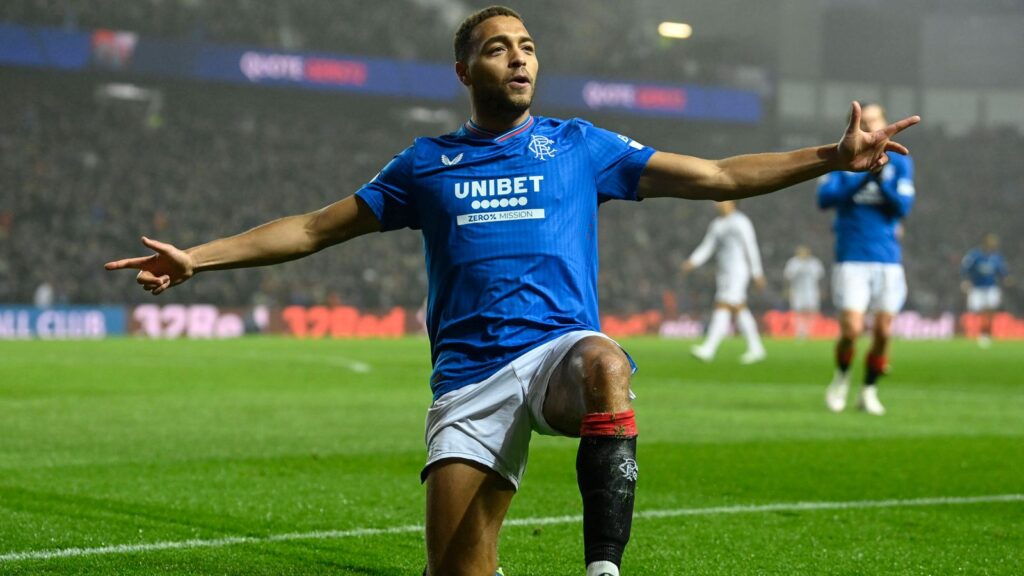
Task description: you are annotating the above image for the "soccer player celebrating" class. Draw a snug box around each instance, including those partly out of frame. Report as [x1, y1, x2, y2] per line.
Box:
[107, 7, 919, 575]
[684, 200, 767, 364]
[961, 233, 1009, 348]
[783, 245, 825, 339]
[818, 103, 916, 416]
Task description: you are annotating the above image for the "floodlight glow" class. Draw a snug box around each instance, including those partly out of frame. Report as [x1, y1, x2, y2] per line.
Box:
[658, 22, 693, 39]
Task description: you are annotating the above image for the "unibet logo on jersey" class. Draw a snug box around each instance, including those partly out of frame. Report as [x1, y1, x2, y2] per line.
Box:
[452, 176, 545, 225]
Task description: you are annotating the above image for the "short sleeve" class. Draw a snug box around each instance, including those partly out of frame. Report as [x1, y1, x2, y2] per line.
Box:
[576, 119, 656, 203]
[355, 146, 421, 231]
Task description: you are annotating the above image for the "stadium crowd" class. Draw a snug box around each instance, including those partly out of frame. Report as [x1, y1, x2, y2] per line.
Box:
[0, 0, 767, 89]
[0, 71, 430, 310]
[2, 69, 1020, 316]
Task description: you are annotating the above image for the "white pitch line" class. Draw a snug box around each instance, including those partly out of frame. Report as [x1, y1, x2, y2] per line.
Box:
[2, 494, 1020, 563]
[215, 350, 374, 373]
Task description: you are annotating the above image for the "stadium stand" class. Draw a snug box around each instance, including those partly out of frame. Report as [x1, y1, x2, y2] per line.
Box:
[0, 0, 766, 86]
[1, 69, 1020, 316]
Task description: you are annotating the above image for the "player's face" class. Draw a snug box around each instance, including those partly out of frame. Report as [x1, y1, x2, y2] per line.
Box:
[860, 105, 887, 132]
[715, 200, 735, 215]
[462, 16, 538, 119]
[984, 234, 999, 251]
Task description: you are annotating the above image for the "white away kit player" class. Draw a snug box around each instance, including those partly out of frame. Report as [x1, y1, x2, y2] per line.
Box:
[784, 245, 825, 339]
[684, 200, 766, 364]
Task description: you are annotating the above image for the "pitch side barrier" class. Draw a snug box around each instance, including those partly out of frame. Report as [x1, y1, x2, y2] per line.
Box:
[0, 306, 126, 339]
[1, 305, 1023, 340]
[0, 23, 760, 123]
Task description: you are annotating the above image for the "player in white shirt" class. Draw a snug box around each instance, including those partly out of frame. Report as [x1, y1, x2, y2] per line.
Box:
[783, 246, 825, 339]
[684, 201, 767, 364]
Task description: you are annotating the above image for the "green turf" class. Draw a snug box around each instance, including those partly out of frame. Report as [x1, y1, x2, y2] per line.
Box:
[1, 337, 1021, 575]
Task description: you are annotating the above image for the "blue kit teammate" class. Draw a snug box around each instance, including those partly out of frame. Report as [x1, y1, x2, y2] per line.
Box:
[961, 233, 1009, 347]
[819, 103, 916, 416]
[107, 7, 920, 575]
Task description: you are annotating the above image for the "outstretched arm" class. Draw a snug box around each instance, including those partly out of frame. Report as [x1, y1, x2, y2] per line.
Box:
[105, 195, 381, 295]
[638, 102, 919, 200]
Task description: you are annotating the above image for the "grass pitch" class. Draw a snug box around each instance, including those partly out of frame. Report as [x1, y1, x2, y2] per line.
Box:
[0, 337, 1021, 575]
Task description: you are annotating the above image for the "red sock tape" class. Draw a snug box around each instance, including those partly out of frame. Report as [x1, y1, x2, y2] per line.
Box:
[580, 409, 637, 438]
[867, 354, 888, 373]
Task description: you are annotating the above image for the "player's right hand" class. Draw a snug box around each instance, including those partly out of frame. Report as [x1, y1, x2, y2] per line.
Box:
[835, 101, 919, 173]
[104, 236, 194, 296]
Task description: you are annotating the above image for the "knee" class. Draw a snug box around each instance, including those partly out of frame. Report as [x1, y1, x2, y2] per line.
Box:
[873, 314, 894, 339]
[839, 318, 862, 340]
[569, 338, 632, 393]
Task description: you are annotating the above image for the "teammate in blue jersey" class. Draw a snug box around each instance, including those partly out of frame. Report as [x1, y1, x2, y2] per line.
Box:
[961, 233, 1009, 347]
[107, 7, 919, 575]
[818, 103, 916, 416]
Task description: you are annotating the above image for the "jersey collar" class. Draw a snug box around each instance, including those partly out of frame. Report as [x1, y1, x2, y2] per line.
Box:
[463, 115, 534, 143]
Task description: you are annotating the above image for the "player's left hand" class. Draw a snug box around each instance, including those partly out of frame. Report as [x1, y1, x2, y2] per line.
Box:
[753, 276, 766, 291]
[835, 101, 920, 172]
[104, 236, 194, 296]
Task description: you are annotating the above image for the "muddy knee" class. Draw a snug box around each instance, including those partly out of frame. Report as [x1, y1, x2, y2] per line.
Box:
[567, 338, 632, 412]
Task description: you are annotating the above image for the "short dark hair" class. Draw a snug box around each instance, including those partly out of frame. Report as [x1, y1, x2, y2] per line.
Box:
[454, 5, 524, 63]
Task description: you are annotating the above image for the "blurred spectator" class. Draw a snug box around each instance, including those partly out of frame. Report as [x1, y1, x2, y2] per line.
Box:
[33, 280, 54, 307]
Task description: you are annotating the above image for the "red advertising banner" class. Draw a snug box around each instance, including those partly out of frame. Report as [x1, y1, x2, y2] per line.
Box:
[123, 305, 1024, 340]
[276, 306, 408, 338]
[960, 312, 1024, 339]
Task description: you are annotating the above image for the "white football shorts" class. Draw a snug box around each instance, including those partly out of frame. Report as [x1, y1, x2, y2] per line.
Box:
[715, 271, 750, 307]
[422, 330, 630, 489]
[967, 286, 1001, 312]
[789, 289, 821, 312]
[832, 262, 907, 314]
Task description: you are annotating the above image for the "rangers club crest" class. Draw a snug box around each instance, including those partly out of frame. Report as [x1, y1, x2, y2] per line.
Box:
[619, 458, 638, 482]
[528, 134, 557, 160]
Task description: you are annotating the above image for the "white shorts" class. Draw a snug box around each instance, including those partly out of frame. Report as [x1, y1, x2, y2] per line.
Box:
[967, 286, 1001, 312]
[715, 272, 750, 306]
[789, 290, 821, 312]
[422, 330, 628, 489]
[832, 262, 907, 314]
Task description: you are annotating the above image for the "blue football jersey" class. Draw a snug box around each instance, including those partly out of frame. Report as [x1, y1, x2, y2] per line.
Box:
[961, 249, 1007, 288]
[356, 116, 655, 398]
[817, 152, 915, 264]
